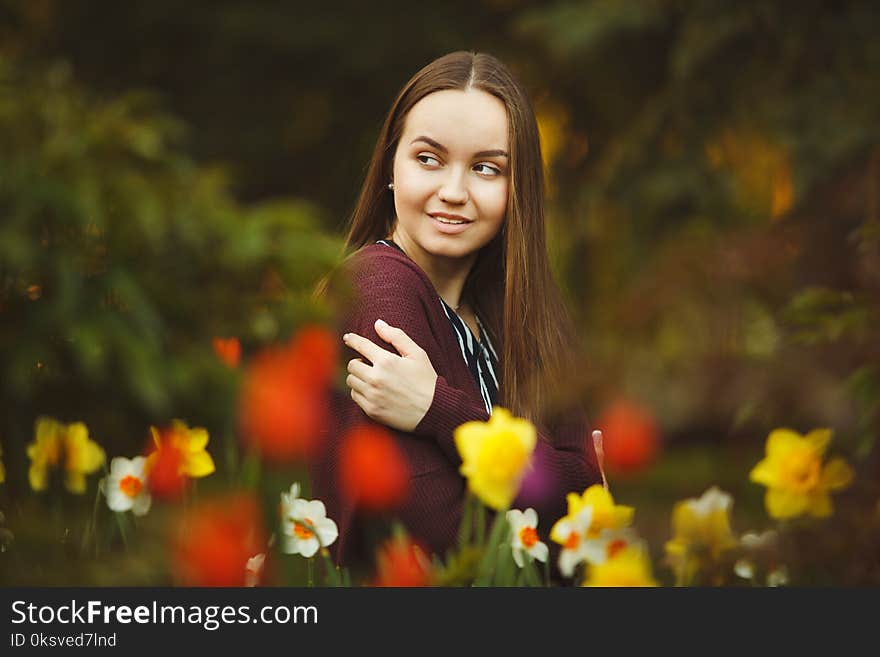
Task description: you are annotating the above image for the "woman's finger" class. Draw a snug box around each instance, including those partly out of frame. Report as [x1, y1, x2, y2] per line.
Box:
[343, 331, 389, 364]
[374, 319, 424, 357]
[347, 357, 375, 383]
[346, 372, 370, 396]
[350, 388, 373, 417]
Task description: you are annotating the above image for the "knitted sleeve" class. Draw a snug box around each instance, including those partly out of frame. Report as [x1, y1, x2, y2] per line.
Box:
[339, 251, 453, 389]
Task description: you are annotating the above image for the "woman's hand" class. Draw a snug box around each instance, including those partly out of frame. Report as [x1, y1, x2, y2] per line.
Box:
[342, 319, 438, 432]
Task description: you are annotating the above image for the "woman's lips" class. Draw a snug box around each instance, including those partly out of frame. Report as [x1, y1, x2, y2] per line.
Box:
[429, 213, 473, 234]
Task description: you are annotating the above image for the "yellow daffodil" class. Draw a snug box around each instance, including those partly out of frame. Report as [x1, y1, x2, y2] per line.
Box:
[454, 407, 537, 511]
[148, 420, 215, 479]
[549, 485, 635, 578]
[583, 544, 658, 587]
[27, 417, 105, 493]
[552, 484, 634, 541]
[27, 418, 64, 491]
[749, 428, 853, 519]
[64, 422, 107, 493]
[665, 487, 738, 585]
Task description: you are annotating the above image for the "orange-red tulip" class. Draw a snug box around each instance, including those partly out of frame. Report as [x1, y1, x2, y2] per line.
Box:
[145, 441, 187, 499]
[291, 325, 337, 385]
[372, 535, 433, 587]
[595, 399, 660, 475]
[212, 337, 241, 368]
[172, 493, 266, 587]
[239, 326, 337, 462]
[339, 424, 409, 512]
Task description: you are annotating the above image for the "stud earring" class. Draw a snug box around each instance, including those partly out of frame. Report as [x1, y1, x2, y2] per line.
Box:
[388, 182, 394, 190]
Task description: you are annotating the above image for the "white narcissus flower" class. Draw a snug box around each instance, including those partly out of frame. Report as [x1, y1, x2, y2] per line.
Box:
[506, 508, 548, 568]
[551, 506, 594, 578]
[582, 527, 640, 565]
[280, 482, 338, 558]
[280, 482, 302, 511]
[102, 456, 151, 516]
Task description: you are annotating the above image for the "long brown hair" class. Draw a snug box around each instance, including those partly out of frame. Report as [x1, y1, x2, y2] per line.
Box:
[344, 51, 578, 426]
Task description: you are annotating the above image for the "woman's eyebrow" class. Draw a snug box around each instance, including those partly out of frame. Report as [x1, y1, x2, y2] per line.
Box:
[411, 135, 509, 159]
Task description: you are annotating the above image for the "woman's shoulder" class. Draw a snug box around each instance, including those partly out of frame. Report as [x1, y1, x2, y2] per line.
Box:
[345, 243, 433, 294]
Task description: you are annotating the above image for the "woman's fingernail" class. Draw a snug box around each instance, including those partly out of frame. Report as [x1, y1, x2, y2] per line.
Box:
[342, 333, 350, 342]
[376, 319, 388, 329]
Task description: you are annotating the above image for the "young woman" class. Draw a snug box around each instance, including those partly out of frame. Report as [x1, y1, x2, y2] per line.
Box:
[310, 51, 603, 571]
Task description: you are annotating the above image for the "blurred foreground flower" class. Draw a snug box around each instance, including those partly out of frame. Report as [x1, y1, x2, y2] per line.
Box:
[172, 493, 266, 586]
[556, 485, 634, 539]
[550, 506, 593, 577]
[665, 486, 737, 585]
[239, 325, 337, 461]
[27, 417, 105, 493]
[280, 482, 338, 557]
[734, 530, 788, 586]
[595, 399, 660, 475]
[372, 534, 433, 587]
[551, 484, 634, 578]
[454, 407, 536, 510]
[506, 508, 548, 568]
[583, 527, 640, 566]
[212, 337, 241, 368]
[583, 544, 658, 587]
[339, 424, 409, 512]
[146, 420, 215, 499]
[102, 456, 151, 516]
[749, 428, 854, 519]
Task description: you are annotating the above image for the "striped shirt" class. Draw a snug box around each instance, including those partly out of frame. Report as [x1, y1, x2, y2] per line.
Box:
[376, 239, 499, 414]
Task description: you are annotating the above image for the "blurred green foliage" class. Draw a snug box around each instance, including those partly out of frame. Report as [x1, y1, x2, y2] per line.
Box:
[0, 53, 342, 491]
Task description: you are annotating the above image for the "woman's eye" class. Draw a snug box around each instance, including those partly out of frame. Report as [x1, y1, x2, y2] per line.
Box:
[417, 154, 440, 166]
[474, 163, 501, 176]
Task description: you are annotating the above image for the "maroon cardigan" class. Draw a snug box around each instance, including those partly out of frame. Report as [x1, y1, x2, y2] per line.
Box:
[309, 244, 602, 569]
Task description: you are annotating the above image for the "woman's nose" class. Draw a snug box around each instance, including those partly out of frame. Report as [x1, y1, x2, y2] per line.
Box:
[437, 170, 469, 205]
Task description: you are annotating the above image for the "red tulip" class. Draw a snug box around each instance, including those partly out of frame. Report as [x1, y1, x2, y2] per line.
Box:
[595, 399, 660, 475]
[212, 337, 241, 368]
[172, 493, 266, 587]
[372, 535, 433, 587]
[145, 441, 187, 500]
[291, 325, 337, 385]
[239, 326, 337, 462]
[339, 424, 410, 512]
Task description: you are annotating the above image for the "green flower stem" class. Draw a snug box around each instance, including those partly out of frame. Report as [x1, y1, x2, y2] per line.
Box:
[82, 482, 102, 557]
[522, 557, 540, 587]
[320, 549, 341, 587]
[459, 493, 473, 549]
[495, 538, 514, 586]
[114, 512, 129, 550]
[475, 499, 486, 547]
[473, 509, 509, 586]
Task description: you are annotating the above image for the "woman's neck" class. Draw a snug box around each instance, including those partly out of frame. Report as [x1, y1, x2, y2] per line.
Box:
[389, 229, 475, 310]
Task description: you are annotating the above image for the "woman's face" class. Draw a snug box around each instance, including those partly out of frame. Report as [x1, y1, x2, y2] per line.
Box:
[390, 88, 509, 268]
